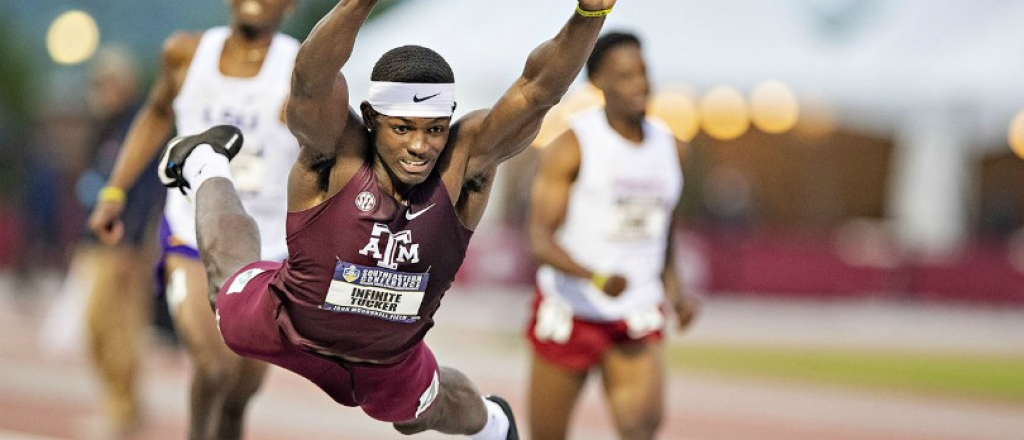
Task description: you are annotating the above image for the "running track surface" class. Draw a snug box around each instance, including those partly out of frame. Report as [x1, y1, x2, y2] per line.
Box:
[1, 275, 1022, 440]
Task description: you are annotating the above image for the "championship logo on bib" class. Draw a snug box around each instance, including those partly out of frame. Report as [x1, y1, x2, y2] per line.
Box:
[341, 264, 360, 282]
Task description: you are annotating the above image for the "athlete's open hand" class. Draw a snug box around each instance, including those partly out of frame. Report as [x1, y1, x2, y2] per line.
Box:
[577, 0, 616, 13]
[88, 199, 126, 246]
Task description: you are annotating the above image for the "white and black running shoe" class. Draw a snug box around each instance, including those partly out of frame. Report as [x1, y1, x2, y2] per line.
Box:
[157, 124, 244, 193]
[485, 395, 520, 440]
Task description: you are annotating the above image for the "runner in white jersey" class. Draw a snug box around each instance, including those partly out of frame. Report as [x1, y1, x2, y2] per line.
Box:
[525, 31, 699, 440]
[535, 106, 681, 322]
[166, 25, 298, 261]
[87, 2, 299, 439]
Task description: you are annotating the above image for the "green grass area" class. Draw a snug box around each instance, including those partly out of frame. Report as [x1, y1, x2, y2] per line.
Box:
[667, 343, 1024, 403]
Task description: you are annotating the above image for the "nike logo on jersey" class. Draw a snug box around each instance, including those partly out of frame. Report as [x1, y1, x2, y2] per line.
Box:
[405, 203, 436, 221]
[412, 93, 441, 103]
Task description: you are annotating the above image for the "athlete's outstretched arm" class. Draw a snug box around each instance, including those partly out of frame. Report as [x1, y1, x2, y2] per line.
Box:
[464, 0, 616, 174]
[287, 0, 381, 164]
[87, 32, 196, 245]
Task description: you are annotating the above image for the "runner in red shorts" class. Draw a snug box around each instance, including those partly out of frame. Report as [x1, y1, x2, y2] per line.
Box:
[113, 0, 620, 438]
[525, 31, 700, 440]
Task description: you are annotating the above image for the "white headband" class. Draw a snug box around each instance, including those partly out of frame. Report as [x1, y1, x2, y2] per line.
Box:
[367, 81, 456, 117]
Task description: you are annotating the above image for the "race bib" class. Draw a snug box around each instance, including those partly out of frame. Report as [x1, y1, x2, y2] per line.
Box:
[323, 261, 429, 323]
[610, 197, 667, 241]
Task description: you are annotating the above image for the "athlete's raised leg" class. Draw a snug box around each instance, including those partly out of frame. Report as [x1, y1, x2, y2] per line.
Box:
[158, 125, 260, 306]
[193, 178, 262, 303]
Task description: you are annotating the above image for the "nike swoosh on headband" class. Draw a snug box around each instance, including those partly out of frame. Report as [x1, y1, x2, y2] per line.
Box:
[413, 93, 441, 103]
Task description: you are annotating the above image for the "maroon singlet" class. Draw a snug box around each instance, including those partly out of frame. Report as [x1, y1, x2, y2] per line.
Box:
[270, 162, 473, 363]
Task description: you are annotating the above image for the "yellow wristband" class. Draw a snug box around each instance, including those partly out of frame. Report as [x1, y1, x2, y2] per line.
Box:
[590, 273, 609, 290]
[98, 186, 126, 203]
[576, 4, 613, 17]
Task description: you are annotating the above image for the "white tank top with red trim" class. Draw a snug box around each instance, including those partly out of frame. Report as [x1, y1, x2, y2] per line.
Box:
[536, 108, 683, 321]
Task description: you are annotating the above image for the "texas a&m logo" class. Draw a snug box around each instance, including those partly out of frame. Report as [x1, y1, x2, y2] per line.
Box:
[358, 223, 420, 269]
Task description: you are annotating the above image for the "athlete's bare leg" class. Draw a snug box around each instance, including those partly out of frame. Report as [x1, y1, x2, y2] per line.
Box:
[527, 355, 589, 440]
[166, 256, 229, 440]
[217, 356, 269, 440]
[600, 342, 664, 440]
[165, 255, 266, 440]
[392, 366, 488, 435]
[85, 244, 153, 434]
[193, 178, 262, 304]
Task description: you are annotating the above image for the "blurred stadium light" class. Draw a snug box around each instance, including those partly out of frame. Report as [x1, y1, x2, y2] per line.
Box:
[46, 10, 99, 65]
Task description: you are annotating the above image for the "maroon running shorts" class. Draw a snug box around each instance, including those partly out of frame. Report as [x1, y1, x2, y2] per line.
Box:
[526, 290, 663, 372]
[215, 261, 441, 422]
